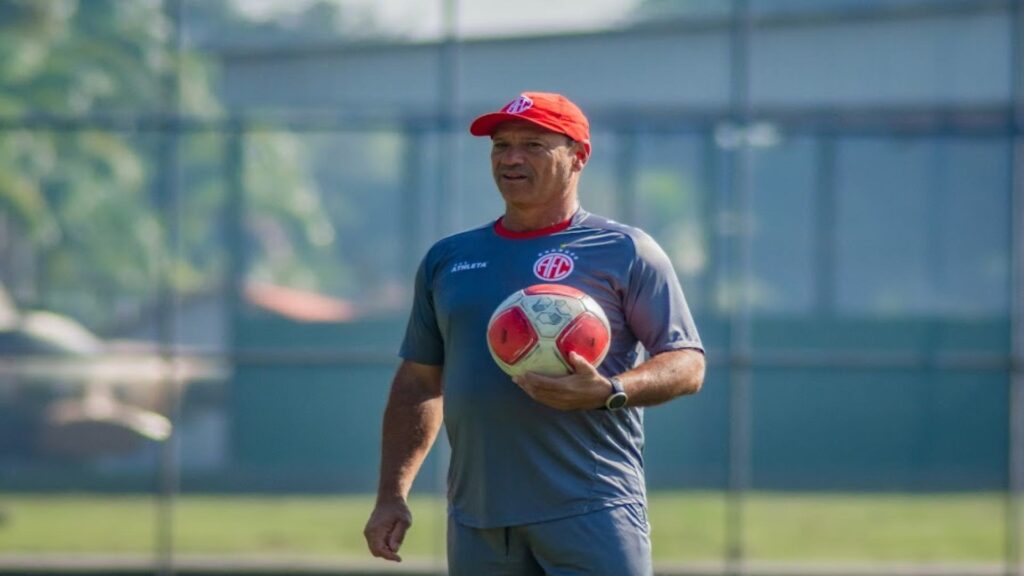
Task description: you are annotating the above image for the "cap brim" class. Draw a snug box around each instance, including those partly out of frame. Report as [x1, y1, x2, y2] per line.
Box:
[470, 113, 556, 137]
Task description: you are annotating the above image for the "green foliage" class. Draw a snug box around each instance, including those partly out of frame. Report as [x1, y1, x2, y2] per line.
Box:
[243, 131, 340, 292]
[637, 169, 707, 279]
[0, 0, 339, 335]
[0, 1, 168, 331]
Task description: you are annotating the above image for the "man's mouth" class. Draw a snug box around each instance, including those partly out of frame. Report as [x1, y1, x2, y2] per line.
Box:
[502, 174, 527, 181]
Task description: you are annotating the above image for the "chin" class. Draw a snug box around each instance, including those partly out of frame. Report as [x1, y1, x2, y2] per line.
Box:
[498, 187, 536, 203]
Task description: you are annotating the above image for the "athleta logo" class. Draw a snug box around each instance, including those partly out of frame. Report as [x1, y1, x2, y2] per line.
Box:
[533, 249, 577, 281]
[504, 94, 534, 115]
[451, 261, 488, 273]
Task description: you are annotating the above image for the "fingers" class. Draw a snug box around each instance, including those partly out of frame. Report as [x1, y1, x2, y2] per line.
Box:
[513, 369, 562, 388]
[511, 375, 534, 404]
[513, 372, 559, 396]
[568, 352, 598, 375]
[512, 355, 609, 411]
[512, 373, 551, 403]
[364, 506, 410, 563]
[367, 521, 404, 562]
[514, 353, 596, 391]
[512, 371, 582, 411]
[387, 520, 409, 556]
[366, 524, 402, 562]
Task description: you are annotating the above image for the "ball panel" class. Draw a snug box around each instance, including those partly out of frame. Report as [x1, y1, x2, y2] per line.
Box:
[522, 293, 583, 338]
[492, 289, 525, 312]
[487, 305, 539, 365]
[518, 340, 572, 376]
[489, 353, 520, 377]
[487, 283, 612, 378]
[581, 295, 612, 329]
[555, 312, 612, 367]
[523, 283, 586, 299]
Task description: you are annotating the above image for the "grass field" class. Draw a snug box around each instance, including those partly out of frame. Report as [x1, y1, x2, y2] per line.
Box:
[0, 491, 1011, 564]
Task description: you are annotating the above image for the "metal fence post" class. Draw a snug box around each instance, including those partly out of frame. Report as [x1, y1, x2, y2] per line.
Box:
[726, 1, 753, 574]
[156, 1, 183, 574]
[1008, 0, 1024, 573]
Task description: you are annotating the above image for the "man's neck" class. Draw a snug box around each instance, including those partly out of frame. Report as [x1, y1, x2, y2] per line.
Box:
[501, 201, 579, 233]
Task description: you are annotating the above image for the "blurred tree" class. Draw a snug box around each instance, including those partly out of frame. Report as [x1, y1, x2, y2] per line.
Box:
[0, 0, 344, 336]
[0, 0, 169, 331]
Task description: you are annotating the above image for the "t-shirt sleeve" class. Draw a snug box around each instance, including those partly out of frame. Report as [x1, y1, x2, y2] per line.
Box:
[624, 231, 704, 355]
[398, 251, 445, 365]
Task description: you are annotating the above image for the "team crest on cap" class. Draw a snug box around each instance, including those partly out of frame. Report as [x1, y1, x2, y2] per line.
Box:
[504, 94, 534, 115]
[533, 248, 577, 281]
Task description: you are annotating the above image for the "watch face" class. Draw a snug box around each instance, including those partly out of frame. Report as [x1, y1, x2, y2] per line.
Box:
[607, 393, 628, 411]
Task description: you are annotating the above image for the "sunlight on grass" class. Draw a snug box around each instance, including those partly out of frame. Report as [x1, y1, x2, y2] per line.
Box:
[0, 491, 1006, 564]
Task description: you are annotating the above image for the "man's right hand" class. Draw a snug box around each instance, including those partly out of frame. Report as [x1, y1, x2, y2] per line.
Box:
[364, 498, 413, 562]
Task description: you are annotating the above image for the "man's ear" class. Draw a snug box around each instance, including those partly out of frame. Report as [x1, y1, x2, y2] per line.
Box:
[573, 145, 589, 171]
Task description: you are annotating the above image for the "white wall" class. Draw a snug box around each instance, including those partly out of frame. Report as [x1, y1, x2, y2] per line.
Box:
[221, 8, 1012, 115]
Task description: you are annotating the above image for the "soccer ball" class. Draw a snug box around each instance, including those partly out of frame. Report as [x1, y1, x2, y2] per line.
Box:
[486, 284, 611, 377]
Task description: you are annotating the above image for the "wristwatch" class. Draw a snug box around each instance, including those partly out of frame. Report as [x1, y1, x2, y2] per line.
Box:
[604, 376, 629, 411]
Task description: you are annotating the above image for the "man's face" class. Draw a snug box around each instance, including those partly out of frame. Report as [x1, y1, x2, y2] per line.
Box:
[490, 121, 584, 209]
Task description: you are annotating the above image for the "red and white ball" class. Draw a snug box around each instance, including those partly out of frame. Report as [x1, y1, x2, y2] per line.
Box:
[486, 284, 611, 377]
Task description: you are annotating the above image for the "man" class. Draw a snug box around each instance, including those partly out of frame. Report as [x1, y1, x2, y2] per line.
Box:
[364, 92, 705, 575]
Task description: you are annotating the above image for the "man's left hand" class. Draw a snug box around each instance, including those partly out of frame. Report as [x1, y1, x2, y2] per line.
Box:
[513, 352, 610, 411]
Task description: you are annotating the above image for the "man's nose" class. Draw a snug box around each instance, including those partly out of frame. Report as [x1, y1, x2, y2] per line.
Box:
[499, 148, 526, 165]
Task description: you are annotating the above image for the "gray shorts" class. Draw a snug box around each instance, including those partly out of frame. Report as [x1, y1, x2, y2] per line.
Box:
[447, 503, 653, 576]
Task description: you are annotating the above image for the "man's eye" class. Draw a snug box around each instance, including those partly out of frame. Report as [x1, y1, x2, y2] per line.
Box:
[527, 142, 544, 150]
[492, 143, 508, 151]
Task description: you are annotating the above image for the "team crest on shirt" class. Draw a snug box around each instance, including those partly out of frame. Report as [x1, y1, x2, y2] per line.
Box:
[533, 249, 577, 281]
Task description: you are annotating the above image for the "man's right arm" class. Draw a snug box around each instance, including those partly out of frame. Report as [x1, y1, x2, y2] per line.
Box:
[363, 360, 444, 563]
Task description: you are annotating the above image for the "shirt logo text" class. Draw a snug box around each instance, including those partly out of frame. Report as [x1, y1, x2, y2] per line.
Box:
[451, 261, 489, 273]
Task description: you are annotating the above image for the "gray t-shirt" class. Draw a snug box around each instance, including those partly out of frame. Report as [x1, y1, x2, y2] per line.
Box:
[400, 208, 703, 528]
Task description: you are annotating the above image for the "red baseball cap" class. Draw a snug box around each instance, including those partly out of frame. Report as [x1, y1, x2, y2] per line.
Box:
[470, 92, 591, 156]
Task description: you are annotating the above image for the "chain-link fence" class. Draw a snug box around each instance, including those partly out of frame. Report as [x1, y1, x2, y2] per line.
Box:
[0, 0, 1021, 574]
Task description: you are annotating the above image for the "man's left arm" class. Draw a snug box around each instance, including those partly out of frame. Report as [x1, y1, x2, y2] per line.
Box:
[517, 230, 705, 411]
[514, 348, 704, 411]
[612, 348, 705, 407]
